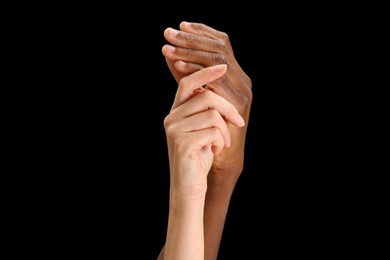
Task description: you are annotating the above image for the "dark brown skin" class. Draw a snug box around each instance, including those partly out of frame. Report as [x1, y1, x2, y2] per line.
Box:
[158, 21, 253, 260]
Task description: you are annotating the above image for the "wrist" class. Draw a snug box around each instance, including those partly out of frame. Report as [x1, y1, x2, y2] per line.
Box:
[208, 167, 243, 188]
[170, 185, 207, 203]
[169, 190, 206, 216]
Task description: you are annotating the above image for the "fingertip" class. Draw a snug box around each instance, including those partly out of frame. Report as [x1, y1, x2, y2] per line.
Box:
[237, 114, 246, 127]
[212, 145, 223, 156]
[180, 21, 190, 29]
[165, 27, 179, 38]
[174, 60, 186, 68]
[163, 27, 170, 37]
[226, 138, 231, 148]
[161, 44, 168, 56]
[162, 44, 175, 55]
[210, 64, 227, 73]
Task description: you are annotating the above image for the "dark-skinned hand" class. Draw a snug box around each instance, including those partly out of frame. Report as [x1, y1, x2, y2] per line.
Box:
[162, 21, 253, 184]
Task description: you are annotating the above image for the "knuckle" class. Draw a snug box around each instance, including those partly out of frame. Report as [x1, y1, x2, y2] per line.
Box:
[163, 114, 172, 128]
[163, 114, 173, 133]
[215, 33, 230, 53]
[184, 48, 196, 59]
[209, 127, 220, 139]
[214, 72, 228, 85]
[220, 32, 230, 44]
[236, 89, 253, 112]
[211, 53, 227, 65]
[209, 109, 221, 121]
[183, 32, 199, 48]
[163, 114, 179, 139]
[242, 85, 253, 104]
[178, 76, 190, 89]
[202, 89, 214, 102]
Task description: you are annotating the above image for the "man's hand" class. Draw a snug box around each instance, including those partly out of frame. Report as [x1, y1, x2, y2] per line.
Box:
[162, 21, 253, 183]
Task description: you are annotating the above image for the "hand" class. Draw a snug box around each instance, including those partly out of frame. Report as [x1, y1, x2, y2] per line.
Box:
[162, 22, 252, 184]
[163, 64, 246, 199]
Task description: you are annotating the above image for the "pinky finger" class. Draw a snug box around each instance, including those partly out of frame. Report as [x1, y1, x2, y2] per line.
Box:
[175, 60, 204, 74]
[192, 127, 225, 156]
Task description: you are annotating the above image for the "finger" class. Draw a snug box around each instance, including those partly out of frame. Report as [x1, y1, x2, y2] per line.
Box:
[163, 31, 250, 92]
[173, 89, 245, 128]
[174, 60, 204, 75]
[206, 73, 253, 113]
[164, 56, 184, 83]
[180, 21, 233, 53]
[172, 109, 231, 147]
[162, 43, 226, 67]
[189, 127, 225, 156]
[173, 23, 252, 90]
[171, 64, 227, 110]
[211, 130, 225, 155]
[164, 27, 228, 54]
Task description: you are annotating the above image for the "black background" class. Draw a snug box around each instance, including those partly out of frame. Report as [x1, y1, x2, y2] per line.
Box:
[61, 12, 262, 258]
[38, 4, 358, 259]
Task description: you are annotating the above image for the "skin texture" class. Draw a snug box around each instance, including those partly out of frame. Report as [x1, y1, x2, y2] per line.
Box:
[159, 22, 253, 260]
[162, 64, 245, 260]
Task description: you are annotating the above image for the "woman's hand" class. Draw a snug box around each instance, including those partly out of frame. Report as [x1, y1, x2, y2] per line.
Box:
[164, 64, 246, 199]
[162, 22, 252, 183]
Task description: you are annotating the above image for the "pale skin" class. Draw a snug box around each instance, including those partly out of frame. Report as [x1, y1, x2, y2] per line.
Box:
[159, 22, 253, 260]
[163, 64, 245, 260]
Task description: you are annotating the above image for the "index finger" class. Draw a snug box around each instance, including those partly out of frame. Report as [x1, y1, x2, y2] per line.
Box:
[171, 64, 227, 110]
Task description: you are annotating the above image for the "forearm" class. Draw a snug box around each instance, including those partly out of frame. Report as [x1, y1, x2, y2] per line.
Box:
[163, 192, 206, 260]
[203, 173, 238, 260]
[158, 173, 240, 260]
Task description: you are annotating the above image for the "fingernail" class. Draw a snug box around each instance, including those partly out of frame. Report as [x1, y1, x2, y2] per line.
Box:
[164, 45, 176, 52]
[211, 64, 227, 73]
[181, 21, 191, 28]
[166, 28, 178, 36]
[237, 114, 246, 127]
